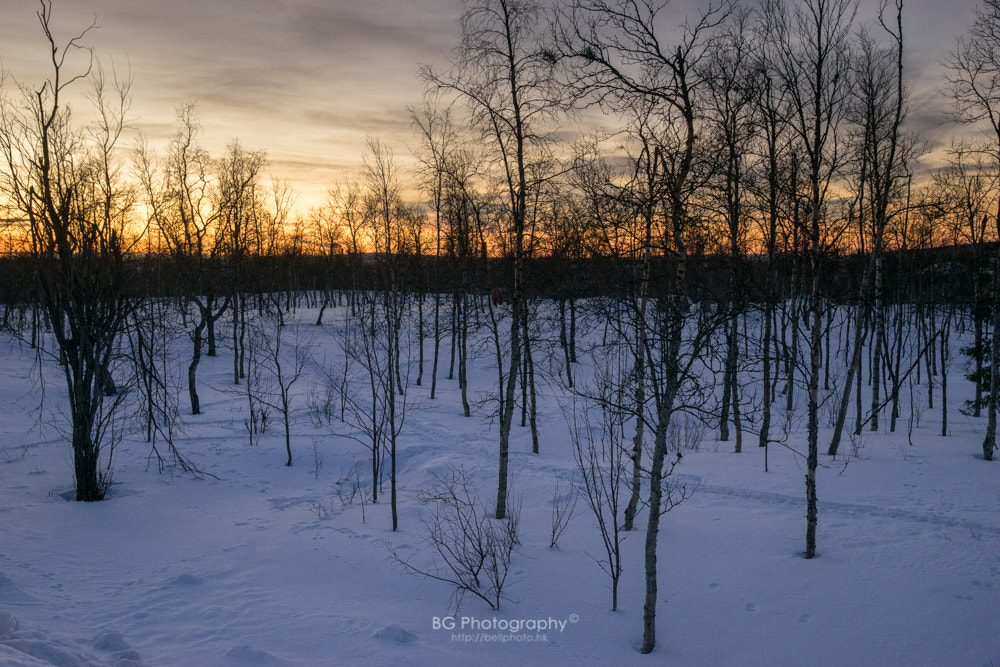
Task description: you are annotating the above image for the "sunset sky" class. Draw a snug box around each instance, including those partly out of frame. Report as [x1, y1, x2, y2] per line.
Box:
[0, 0, 986, 214]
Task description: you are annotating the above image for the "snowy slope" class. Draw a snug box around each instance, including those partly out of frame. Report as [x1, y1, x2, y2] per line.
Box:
[0, 307, 997, 666]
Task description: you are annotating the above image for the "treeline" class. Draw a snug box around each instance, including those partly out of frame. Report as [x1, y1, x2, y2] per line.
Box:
[0, 241, 988, 311]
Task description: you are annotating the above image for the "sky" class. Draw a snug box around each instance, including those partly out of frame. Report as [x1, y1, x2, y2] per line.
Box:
[0, 0, 986, 214]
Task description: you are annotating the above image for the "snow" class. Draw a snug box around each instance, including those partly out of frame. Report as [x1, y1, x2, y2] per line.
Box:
[0, 306, 997, 666]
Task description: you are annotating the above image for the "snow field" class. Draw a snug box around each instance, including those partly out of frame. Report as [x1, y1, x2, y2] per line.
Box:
[0, 304, 997, 666]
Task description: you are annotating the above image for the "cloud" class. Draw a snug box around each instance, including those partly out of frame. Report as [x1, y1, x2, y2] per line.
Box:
[0, 0, 988, 211]
[0, 0, 467, 206]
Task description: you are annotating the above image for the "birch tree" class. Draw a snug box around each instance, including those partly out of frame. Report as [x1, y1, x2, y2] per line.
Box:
[556, 0, 728, 652]
[946, 0, 1000, 461]
[421, 0, 559, 519]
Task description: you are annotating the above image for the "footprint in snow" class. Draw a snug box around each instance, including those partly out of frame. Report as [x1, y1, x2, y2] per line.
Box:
[372, 624, 417, 643]
[225, 645, 283, 665]
[0, 609, 19, 637]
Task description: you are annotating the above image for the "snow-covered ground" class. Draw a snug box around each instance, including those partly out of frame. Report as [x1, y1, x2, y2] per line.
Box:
[0, 304, 997, 666]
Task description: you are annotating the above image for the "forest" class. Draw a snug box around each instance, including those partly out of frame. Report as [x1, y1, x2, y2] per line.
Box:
[0, 0, 998, 661]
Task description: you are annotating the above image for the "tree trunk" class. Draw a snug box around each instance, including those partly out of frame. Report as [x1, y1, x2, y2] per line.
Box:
[829, 305, 865, 455]
[871, 277, 884, 432]
[569, 297, 577, 363]
[416, 293, 425, 386]
[622, 329, 645, 531]
[430, 293, 441, 399]
[941, 311, 950, 437]
[785, 297, 798, 412]
[559, 297, 574, 388]
[523, 308, 539, 454]
[188, 318, 205, 415]
[207, 296, 218, 357]
[284, 404, 293, 467]
[984, 251, 999, 461]
[389, 305, 399, 529]
[974, 275, 984, 417]
[459, 293, 471, 417]
[805, 186, 823, 560]
[641, 303, 683, 655]
[722, 311, 741, 450]
[720, 305, 732, 443]
[889, 305, 905, 433]
[72, 381, 103, 502]
[760, 301, 773, 449]
[448, 294, 458, 380]
[496, 293, 521, 520]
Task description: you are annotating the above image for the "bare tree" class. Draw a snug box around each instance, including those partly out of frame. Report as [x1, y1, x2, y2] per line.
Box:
[254, 314, 308, 467]
[946, 0, 1000, 461]
[927, 145, 997, 422]
[0, 1, 137, 500]
[421, 0, 560, 520]
[612, 105, 667, 533]
[828, 0, 911, 456]
[556, 0, 728, 652]
[240, 315, 271, 447]
[323, 139, 415, 530]
[214, 140, 267, 386]
[307, 202, 346, 326]
[441, 144, 485, 417]
[568, 127, 652, 531]
[136, 105, 229, 415]
[323, 177, 367, 318]
[410, 99, 462, 394]
[362, 137, 412, 530]
[391, 466, 520, 611]
[699, 6, 761, 452]
[767, 0, 857, 558]
[567, 382, 628, 611]
[747, 18, 796, 457]
[125, 292, 199, 475]
[330, 305, 388, 504]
